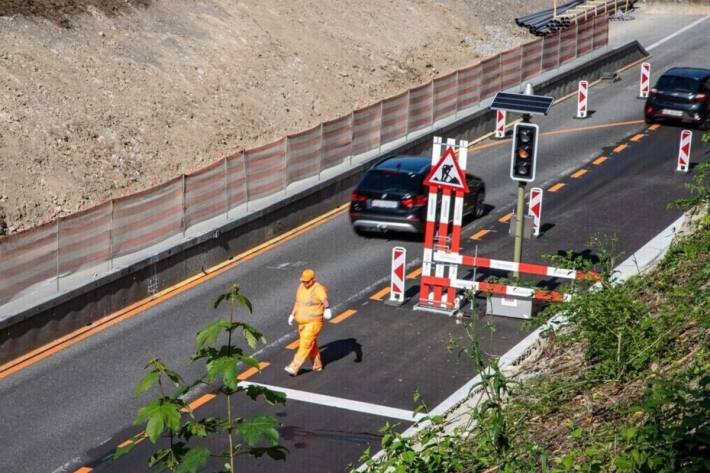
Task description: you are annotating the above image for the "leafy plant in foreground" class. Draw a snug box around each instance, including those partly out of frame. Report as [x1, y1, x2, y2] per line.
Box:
[115, 284, 287, 472]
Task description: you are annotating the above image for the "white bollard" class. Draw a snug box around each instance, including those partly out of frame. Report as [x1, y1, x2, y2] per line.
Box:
[528, 187, 543, 237]
[389, 246, 406, 304]
[677, 130, 692, 173]
[639, 62, 651, 99]
[576, 81, 588, 119]
[495, 109, 506, 138]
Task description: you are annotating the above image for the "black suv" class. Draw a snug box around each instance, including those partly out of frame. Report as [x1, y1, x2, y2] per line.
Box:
[644, 67, 710, 129]
[349, 155, 485, 234]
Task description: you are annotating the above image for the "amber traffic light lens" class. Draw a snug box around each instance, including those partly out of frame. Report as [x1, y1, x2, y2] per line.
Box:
[517, 148, 529, 159]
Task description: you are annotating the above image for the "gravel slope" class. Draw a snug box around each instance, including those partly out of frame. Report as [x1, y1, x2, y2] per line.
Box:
[0, 0, 568, 234]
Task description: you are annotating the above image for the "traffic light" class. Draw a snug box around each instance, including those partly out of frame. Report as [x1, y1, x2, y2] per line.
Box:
[510, 122, 539, 182]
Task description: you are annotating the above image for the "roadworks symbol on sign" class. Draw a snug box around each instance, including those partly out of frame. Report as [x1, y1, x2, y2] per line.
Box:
[423, 146, 469, 192]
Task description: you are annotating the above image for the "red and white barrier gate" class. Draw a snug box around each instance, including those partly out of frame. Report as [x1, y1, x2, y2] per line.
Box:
[677, 129, 691, 173]
[528, 187, 543, 237]
[415, 137, 600, 317]
[639, 62, 651, 99]
[576, 81, 588, 119]
[389, 246, 406, 304]
[495, 109, 506, 139]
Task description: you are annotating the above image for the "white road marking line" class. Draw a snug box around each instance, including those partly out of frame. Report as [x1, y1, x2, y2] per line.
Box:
[646, 16, 709, 51]
[241, 381, 425, 422]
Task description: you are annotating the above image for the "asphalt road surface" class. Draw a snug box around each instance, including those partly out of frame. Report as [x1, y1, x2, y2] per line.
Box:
[0, 10, 708, 473]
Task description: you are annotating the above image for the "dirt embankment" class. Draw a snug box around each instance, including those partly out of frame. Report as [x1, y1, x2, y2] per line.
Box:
[1, 0, 559, 235]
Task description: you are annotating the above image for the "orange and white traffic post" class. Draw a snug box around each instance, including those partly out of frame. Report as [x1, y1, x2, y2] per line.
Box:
[639, 62, 651, 99]
[528, 187, 543, 237]
[576, 81, 588, 119]
[388, 246, 406, 304]
[677, 129, 692, 173]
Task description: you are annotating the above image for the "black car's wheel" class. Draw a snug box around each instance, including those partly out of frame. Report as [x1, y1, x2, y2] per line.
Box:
[474, 194, 485, 218]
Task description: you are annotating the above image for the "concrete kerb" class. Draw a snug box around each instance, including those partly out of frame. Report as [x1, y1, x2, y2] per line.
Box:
[0, 41, 649, 365]
[357, 212, 688, 470]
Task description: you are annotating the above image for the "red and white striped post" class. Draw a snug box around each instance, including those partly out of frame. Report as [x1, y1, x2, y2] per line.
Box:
[576, 81, 588, 119]
[389, 246, 406, 304]
[528, 187, 543, 237]
[639, 62, 651, 99]
[494, 109, 506, 138]
[677, 130, 692, 173]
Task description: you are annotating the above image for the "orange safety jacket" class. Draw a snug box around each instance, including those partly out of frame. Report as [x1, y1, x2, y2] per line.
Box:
[294, 282, 328, 321]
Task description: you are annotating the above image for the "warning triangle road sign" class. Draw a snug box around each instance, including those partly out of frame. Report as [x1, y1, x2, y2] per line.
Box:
[423, 146, 469, 192]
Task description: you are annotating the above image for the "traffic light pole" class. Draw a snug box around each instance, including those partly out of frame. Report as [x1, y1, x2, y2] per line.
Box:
[513, 181, 525, 279]
[513, 112, 532, 279]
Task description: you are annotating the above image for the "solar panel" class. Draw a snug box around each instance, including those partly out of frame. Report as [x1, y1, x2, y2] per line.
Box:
[490, 92, 555, 116]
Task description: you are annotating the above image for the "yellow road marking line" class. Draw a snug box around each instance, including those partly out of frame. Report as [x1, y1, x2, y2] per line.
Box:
[571, 169, 588, 179]
[613, 144, 627, 153]
[370, 287, 390, 301]
[469, 228, 491, 240]
[548, 183, 566, 193]
[649, 124, 660, 131]
[630, 133, 644, 142]
[469, 119, 645, 152]
[286, 340, 300, 350]
[75, 467, 93, 472]
[498, 213, 513, 223]
[406, 267, 422, 279]
[0, 205, 349, 381]
[330, 309, 357, 324]
[237, 362, 270, 381]
[592, 156, 608, 165]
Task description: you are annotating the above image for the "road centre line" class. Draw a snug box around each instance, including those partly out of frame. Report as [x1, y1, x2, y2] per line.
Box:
[498, 213, 513, 223]
[592, 156, 609, 165]
[75, 467, 93, 472]
[630, 133, 644, 142]
[330, 309, 357, 324]
[241, 381, 425, 422]
[369, 287, 390, 301]
[613, 143, 627, 153]
[238, 362, 270, 381]
[571, 169, 588, 178]
[0, 204, 349, 381]
[649, 124, 660, 131]
[548, 183, 566, 193]
[286, 339, 300, 350]
[406, 267, 422, 279]
[469, 228, 491, 240]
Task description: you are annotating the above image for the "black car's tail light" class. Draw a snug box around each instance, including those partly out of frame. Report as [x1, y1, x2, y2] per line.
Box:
[646, 105, 654, 114]
[692, 93, 707, 103]
[351, 191, 368, 203]
[401, 195, 427, 209]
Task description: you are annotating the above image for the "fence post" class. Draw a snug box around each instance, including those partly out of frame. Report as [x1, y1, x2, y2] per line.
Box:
[224, 156, 230, 220]
[55, 217, 60, 292]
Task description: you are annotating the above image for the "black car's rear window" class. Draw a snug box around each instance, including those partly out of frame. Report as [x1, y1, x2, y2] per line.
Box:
[358, 170, 423, 193]
[656, 75, 700, 93]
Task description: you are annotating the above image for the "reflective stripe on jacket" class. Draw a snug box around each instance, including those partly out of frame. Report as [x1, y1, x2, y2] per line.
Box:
[294, 282, 327, 320]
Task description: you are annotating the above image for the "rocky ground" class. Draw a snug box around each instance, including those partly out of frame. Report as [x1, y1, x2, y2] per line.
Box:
[0, 0, 693, 236]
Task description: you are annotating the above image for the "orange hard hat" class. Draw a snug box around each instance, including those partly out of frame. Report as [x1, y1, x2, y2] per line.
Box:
[300, 268, 315, 282]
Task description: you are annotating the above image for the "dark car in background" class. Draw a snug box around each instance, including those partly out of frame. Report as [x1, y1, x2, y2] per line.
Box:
[349, 155, 485, 235]
[644, 67, 710, 129]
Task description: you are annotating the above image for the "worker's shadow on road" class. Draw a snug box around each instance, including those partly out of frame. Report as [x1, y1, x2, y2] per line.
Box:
[320, 338, 363, 368]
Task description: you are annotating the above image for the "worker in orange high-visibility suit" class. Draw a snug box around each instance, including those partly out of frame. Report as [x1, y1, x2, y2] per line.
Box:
[285, 268, 332, 376]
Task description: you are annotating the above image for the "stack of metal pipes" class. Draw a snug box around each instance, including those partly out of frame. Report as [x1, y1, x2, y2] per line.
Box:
[515, 0, 638, 37]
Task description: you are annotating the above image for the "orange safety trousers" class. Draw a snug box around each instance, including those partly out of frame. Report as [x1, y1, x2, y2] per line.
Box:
[287, 316, 323, 372]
